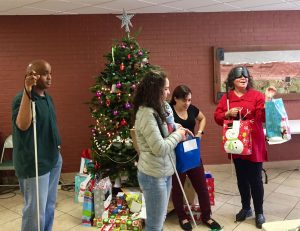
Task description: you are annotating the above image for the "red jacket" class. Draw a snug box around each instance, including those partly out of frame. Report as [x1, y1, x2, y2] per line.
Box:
[214, 89, 267, 162]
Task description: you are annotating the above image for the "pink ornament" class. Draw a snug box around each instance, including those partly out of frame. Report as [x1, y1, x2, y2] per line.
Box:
[116, 82, 122, 88]
[113, 110, 119, 116]
[96, 91, 102, 97]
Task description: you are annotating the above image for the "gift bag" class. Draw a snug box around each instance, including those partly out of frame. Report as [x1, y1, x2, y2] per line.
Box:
[223, 120, 252, 155]
[75, 173, 90, 203]
[82, 190, 94, 226]
[175, 137, 201, 173]
[77, 174, 92, 203]
[265, 98, 291, 145]
[93, 177, 112, 218]
[205, 172, 215, 206]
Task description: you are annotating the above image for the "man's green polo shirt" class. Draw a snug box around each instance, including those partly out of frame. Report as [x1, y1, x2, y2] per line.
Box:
[12, 91, 61, 179]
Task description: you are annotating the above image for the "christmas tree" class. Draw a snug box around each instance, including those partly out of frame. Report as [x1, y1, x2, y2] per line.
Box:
[89, 10, 152, 186]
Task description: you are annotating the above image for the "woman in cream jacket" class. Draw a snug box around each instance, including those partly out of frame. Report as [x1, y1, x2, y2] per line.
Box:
[133, 69, 186, 231]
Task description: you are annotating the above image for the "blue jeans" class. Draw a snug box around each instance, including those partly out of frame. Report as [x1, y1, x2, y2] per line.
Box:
[138, 171, 172, 231]
[19, 153, 62, 231]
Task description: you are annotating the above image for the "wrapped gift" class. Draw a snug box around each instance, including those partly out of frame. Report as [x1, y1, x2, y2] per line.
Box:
[125, 193, 142, 213]
[132, 219, 143, 231]
[93, 218, 104, 228]
[223, 120, 252, 155]
[100, 223, 115, 231]
[116, 192, 125, 209]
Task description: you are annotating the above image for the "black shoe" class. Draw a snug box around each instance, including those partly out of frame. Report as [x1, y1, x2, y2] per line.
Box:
[179, 219, 192, 231]
[235, 208, 253, 222]
[255, 214, 265, 229]
[203, 218, 221, 230]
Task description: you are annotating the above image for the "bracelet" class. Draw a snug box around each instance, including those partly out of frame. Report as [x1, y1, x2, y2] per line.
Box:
[197, 130, 204, 135]
[24, 87, 32, 100]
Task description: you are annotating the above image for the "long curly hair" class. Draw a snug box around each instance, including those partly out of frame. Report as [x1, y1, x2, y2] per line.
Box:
[226, 66, 254, 90]
[132, 69, 167, 122]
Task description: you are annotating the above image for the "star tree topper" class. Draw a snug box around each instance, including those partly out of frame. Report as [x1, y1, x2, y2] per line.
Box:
[116, 9, 134, 33]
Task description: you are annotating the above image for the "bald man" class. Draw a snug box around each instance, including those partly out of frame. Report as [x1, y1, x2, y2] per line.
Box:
[12, 60, 62, 231]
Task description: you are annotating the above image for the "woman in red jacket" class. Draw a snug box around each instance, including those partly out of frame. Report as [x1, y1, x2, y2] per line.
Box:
[214, 66, 275, 229]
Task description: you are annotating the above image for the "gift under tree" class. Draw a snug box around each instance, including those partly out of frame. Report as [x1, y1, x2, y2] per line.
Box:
[89, 10, 153, 186]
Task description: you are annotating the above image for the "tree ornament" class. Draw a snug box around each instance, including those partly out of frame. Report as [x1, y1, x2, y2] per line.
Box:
[106, 99, 111, 107]
[131, 84, 136, 90]
[120, 119, 127, 126]
[94, 161, 100, 170]
[96, 91, 102, 97]
[116, 82, 122, 89]
[113, 110, 119, 116]
[111, 84, 117, 93]
[127, 54, 131, 59]
[111, 46, 115, 64]
[141, 57, 149, 67]
[120, 43, 126, 49]
[138, 50, 143, 56]
[120, 62, 125, 71]
[124, 102, 131, 109]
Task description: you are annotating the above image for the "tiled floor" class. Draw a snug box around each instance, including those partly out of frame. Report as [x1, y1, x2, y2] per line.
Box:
[0, 160, 299, 231]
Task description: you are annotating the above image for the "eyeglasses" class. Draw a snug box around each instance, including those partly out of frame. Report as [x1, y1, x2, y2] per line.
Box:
[233, 66, 249, 79]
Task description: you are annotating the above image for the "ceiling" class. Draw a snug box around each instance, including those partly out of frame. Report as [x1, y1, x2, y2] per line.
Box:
[1, 0, 300, 15]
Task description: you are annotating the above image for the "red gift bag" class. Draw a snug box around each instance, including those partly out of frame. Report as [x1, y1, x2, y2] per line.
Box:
[223, 120, 252, 155]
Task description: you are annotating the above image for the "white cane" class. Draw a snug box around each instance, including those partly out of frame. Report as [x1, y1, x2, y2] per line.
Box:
[168, 153, 197, 228]
[32, 101, 41, 231]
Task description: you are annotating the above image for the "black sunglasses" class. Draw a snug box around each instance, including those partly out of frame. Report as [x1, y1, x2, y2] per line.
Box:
[233, 66, 249, 78]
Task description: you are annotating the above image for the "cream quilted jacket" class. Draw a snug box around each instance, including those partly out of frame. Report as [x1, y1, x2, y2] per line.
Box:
[135, 106, 182, 177]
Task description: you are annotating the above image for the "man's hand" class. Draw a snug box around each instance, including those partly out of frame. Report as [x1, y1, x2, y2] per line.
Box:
[25, 71, 40, 91]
